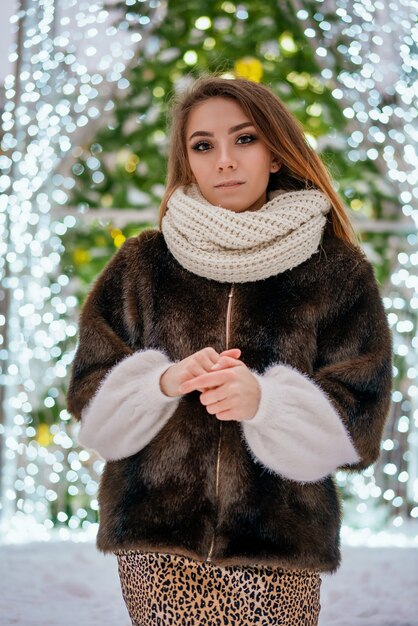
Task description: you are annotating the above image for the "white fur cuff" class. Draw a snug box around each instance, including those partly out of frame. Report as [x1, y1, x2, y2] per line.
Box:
[241, 364, 360, 482]
[78, 349, 180, 461]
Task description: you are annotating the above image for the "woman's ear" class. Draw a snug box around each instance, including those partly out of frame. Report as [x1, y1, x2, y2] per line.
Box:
[270, 160, 281, 173]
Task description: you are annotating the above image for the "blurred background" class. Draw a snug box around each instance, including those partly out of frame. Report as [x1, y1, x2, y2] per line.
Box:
[0, 0, 417, 556]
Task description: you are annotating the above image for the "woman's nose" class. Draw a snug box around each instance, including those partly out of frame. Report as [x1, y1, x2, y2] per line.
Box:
[216, 149, 237, 171]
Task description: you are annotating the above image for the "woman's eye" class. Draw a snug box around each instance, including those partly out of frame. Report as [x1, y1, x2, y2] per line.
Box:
[191, 134, 256, 152]
[237, 134, 256, 144]
[192, 141, 212, 152]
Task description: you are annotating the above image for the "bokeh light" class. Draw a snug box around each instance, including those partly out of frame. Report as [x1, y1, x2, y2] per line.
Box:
[0, 0, 416, 541]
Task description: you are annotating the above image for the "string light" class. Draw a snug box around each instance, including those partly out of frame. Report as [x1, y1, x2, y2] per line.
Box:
[295, 0, 417, 530]
[0, 0, 416, 541]
[0, 0, 167, 541]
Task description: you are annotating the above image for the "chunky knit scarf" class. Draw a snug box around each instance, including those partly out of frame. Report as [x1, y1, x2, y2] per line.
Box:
[161, 183, 331, 283]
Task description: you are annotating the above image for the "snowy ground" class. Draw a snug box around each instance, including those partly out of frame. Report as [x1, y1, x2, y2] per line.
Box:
[0, 538, 417, 626]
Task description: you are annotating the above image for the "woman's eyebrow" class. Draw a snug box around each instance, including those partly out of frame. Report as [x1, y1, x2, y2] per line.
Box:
[188, 122, 254, 141]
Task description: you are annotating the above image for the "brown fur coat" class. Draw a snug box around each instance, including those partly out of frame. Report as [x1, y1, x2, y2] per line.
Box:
[67, 219, 392, 572]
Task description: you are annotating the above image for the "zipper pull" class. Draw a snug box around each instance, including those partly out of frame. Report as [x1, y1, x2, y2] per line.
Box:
[225, 284, 234, 351]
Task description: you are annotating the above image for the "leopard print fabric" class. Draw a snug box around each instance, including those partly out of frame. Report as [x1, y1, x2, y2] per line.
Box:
[116, 551, 321, 625]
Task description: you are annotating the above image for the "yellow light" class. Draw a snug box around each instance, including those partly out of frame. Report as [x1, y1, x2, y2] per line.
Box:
[195, 16, 211, 30]
[307, 103, 322, 117]
[221, 1, 236, 13]
[351, 199, 363, 211]
[73, 249, 91, 265]
[279, 32, 298, 54]
[287, 72, 324, 94]
[111, 228, 122, 239]
[114, 234, 126, 248]
[309, 77, 324, 94]
[183, 50, 198, 65]
[203, 37, 216, 50]
[153, 86, 165, 98]
[36, 424, 54, 446]
[234, 57, 263, 83]
[287, 71, 309, 89]
[124, 154, 140, 173]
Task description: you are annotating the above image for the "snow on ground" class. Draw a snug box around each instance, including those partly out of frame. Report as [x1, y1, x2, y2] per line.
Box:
[0, 539, 417, 626]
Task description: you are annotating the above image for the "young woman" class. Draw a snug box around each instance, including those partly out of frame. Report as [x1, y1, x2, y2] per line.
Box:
[67, 75, 392, 625]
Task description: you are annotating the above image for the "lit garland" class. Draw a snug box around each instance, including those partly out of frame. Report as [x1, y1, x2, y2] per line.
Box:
[0, 0, 416, 542]
[293, 0, 417, 529]
[0, 0, 167, 541]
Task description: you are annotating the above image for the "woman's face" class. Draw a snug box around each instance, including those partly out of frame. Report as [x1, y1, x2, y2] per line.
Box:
[185, 97, 279, 212]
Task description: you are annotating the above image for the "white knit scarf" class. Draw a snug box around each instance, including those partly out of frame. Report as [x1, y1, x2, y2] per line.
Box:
[161, 183, 331, 283]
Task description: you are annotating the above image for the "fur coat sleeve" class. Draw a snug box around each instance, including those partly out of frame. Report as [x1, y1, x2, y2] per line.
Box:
[67, 237, 180, 460]
[242, 256, 392, 482]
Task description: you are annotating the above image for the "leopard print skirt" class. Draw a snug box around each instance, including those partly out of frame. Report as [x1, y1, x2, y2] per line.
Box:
[116, 550, 321, 626]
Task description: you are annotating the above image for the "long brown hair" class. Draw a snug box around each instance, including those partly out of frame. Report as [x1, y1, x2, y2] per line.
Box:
[159, 74, 358, 246]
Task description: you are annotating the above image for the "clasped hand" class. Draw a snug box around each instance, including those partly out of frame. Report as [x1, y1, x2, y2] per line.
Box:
[159, 347, 260, 422]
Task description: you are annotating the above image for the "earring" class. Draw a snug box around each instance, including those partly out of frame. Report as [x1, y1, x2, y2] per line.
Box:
[271, 162, 280, 173]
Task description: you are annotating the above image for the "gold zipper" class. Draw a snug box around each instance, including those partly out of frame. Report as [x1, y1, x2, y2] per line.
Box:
[206, 424, 222, 562]
[206, 284, 234, 562]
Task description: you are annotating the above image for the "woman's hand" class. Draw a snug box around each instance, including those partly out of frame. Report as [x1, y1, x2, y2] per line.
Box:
[159, 347, 242, 398]
[178, 354, 261, 422]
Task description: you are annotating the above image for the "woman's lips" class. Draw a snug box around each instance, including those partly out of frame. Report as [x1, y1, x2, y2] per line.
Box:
[215, 182, 245, 188]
